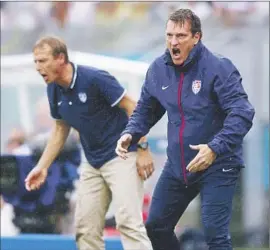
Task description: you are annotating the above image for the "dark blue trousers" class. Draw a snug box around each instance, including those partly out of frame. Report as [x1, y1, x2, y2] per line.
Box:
[145, 166, 240, 250]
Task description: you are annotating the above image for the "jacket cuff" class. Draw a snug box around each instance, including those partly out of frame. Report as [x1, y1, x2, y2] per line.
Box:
[121, 130, 142, 145]
[208, 139, 222, 156]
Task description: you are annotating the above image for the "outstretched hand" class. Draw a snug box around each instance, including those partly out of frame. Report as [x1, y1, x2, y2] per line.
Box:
[25, 166, 48, 191]
[115, 134, 132, 159]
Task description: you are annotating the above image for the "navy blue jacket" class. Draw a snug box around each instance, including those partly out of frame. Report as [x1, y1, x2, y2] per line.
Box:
[122, 41, 255, 184]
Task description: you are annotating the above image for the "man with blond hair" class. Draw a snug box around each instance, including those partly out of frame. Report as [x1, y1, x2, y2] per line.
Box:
[25, 36, 153, 250]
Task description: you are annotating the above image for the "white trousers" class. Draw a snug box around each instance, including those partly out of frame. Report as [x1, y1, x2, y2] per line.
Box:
[74, 152, 153, 250]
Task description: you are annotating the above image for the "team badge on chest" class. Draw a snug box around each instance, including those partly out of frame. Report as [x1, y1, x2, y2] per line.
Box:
[192, 80, 201, 95]
[78, 92, 87, 103]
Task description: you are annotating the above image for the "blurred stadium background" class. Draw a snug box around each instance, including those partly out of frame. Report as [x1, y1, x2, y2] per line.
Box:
[0, 1, 269, 250]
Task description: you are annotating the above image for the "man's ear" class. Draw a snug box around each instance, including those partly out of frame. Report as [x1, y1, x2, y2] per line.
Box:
[193, 32, 200, 45]
[58, 53, 66, 65]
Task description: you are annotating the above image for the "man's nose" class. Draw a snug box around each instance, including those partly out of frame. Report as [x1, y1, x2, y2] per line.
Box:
[171, 36, 179, 46]
[35, 63, 41, 72]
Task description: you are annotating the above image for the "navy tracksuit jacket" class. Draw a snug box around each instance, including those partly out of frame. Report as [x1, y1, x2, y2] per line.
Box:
[122, 41, 255, 250]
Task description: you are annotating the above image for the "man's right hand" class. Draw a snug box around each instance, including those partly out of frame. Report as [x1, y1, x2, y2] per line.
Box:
[115, 133, 132, 159]
[25, 166, 48, 191]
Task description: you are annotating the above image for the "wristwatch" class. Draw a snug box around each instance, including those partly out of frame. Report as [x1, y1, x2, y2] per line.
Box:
[137, 142, 149, 150]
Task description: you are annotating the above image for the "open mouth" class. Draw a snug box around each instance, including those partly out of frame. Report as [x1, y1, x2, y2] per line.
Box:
[172, 48, 181, 58]
[40, 73, 48, 81]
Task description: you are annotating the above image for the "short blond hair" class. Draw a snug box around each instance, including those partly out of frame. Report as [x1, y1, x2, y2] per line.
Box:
[33, 36, 69, 63]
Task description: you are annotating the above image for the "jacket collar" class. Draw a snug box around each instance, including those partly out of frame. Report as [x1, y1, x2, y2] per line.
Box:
[68, 62, 78, 90]
[163, 40, 204, 71]
[57, 62, 78, 92]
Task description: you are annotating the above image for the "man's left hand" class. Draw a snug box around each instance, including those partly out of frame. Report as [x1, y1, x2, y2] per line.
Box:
[136, 149, 154, 180]
[186, 144, 216, 173]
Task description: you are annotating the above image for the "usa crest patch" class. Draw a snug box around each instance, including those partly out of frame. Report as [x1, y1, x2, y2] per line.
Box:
[78, 92, 87, 103]
[192, 80, 201, 94]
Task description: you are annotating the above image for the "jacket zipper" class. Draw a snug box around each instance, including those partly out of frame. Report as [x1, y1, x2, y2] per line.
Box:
[177, 72, 188, 185]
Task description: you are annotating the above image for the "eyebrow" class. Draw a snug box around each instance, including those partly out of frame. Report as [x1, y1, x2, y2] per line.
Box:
[166, 32, 188, 36]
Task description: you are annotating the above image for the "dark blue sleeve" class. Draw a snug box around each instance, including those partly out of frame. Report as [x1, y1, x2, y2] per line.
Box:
[95, 70, 126, 107]
[121, 66, 166, 144]
[47, 84, 62, 120]
[208, 59, 255, 155]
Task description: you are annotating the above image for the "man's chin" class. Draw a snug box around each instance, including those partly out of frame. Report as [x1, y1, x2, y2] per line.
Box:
[45, 80, 53, 84]
[172, 58, 184, 66]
